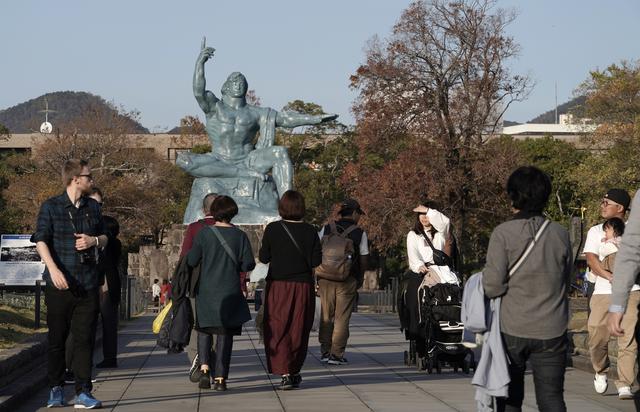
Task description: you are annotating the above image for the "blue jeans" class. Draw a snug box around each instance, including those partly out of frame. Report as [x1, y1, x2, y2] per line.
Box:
[497, 333, 567, 412]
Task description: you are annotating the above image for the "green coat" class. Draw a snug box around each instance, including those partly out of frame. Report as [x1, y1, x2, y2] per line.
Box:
[187, 226, 255, 329]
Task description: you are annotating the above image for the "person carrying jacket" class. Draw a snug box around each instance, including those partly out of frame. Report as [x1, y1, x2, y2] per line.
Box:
[483, 166, 573, 412]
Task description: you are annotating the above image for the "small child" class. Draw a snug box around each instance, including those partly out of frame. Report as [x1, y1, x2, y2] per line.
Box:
[599, 217, 625, 275]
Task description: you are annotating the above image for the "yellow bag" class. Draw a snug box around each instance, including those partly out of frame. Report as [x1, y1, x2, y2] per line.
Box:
[152, 301, 173, 334]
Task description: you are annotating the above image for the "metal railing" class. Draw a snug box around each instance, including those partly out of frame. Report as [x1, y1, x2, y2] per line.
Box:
[359, 276, 398, 314]
[122, 275, 149, 320]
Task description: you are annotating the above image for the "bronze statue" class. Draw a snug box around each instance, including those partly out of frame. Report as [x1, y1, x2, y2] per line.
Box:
[177, 38, 337, 224]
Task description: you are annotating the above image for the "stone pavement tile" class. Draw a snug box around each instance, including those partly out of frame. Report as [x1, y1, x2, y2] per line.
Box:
[12, 311, 640, 412]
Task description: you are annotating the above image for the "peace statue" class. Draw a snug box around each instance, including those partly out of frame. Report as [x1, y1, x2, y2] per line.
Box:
[177, 38, 337, 224]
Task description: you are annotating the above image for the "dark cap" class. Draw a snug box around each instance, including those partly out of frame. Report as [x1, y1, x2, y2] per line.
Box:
[340, 198, 365, 215]
[604, 189, 631, 211]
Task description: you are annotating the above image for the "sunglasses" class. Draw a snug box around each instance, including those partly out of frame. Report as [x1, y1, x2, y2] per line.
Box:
[600, 200, 619, 207]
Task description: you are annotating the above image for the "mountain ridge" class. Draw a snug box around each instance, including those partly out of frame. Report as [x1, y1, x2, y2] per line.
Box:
[0, 91, 149, 133]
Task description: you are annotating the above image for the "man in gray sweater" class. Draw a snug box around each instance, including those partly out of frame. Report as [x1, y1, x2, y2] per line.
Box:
[608, 190, 640, 334]
[483, 166, 573, 412]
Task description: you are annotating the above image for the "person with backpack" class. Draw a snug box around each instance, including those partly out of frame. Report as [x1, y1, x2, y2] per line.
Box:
[317, 199, 369, 365]
[186, 195, 255, 391]
[258, 190, 322, 390]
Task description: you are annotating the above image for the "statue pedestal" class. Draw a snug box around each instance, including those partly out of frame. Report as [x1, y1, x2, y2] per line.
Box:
[183, 177, 280, 225]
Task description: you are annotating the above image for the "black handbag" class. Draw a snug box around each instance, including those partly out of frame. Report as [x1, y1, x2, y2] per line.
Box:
[419, 227, 452, 267]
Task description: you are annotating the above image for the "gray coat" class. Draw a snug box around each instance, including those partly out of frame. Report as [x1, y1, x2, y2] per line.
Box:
[463, 272, 509, 410]
[482, 214, 572, 340]
[612, 190, 640, 311]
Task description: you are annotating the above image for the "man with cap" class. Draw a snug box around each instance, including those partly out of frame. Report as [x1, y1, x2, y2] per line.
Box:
[317, 199, 369, 365]
[583, 188, 637, 399]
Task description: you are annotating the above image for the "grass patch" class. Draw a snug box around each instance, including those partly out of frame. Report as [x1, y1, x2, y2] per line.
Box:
[0, 305, 47, 350]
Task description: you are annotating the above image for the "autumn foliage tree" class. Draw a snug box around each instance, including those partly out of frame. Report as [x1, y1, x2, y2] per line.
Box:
[2, 104, 191, 247]
[346, 0, 531, 268]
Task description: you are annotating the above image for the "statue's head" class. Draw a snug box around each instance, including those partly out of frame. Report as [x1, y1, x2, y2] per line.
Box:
[221, 72, 248, 98]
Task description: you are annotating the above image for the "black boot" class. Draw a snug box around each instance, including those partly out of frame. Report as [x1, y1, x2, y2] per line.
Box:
[292, 373, 302, 389]
[213, 377, 227, 391]
[198, 369, 211, 389]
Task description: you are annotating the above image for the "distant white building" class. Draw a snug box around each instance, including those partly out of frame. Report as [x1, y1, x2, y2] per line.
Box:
[501, 114, 597, 144]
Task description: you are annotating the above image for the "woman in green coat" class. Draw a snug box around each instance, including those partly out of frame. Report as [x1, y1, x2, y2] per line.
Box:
[187, 195, 255, 390]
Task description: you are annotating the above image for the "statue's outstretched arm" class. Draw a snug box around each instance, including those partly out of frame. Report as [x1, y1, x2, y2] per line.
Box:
[193, 37, 219, 113]
[275, 111, 338, 128]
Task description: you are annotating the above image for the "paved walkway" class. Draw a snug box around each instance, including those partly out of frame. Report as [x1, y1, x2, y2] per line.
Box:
[14, 311, 640, 411]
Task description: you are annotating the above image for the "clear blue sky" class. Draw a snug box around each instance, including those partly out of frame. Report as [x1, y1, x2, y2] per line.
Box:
[1, 1, 639, 131]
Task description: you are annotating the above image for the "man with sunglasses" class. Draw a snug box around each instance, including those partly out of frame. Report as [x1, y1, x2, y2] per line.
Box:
[582, 188, 637, 400]
[32, 159, 107, 409]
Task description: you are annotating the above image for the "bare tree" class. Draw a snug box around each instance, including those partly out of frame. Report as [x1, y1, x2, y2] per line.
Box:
[4, 104, 191, 246]
[346, 0, 532, 267]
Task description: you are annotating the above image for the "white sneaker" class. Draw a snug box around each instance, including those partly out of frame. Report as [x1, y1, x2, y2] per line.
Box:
[593, 373, 608, 394]
[618, 386, 634, 400]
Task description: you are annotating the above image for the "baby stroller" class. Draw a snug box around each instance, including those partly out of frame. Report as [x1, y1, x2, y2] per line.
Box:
[398, 271, 475, 374]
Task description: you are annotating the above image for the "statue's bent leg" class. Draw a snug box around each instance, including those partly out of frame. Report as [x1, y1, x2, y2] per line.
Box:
[176, 151, 243, 178]
[247, 146, 293, 198]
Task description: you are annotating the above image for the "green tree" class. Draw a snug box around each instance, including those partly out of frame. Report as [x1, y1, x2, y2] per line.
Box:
[0, 123, 10, 141]
[514, 135, 586, 223]
[276, 100, 354, 225]
[570, 61, 640, 225]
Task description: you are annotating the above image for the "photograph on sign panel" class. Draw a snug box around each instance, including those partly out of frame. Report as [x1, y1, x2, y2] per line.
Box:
[1, 245, 41, 262]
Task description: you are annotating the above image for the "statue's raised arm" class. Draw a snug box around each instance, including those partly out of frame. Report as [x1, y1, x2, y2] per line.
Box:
[193, 37, 218, 113]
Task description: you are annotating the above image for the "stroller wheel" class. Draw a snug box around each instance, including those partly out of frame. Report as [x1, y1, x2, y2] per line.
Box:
[453, 364, 458, 373]
[462, 359, 470, 374]
[404, 350, 409, 366]
[436, 361, 442, 374]
[426, 359, 433, 374]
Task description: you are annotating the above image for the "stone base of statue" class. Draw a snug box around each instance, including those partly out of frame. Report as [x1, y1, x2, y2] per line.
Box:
[183, 176, 280, 225]
[127, 223, 268, 291]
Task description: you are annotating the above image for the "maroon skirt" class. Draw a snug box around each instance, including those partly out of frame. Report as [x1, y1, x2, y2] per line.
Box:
[264, 280, 315, 375]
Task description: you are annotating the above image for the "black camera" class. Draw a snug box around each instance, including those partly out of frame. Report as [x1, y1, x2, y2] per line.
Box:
[78, 247, 97, 265]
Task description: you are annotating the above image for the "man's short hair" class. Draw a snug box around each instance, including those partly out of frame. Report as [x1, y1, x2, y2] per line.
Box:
[202, 193, 218, 214]
[62, 159, 88, 186]
[278, 190, 306, 221]
[211, 195, 238, 222]
[506, 166, 551, 213]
